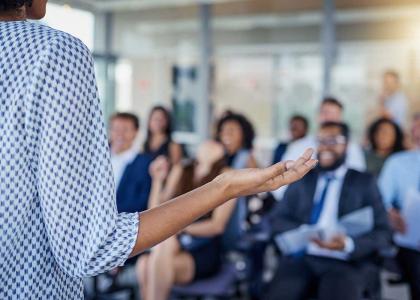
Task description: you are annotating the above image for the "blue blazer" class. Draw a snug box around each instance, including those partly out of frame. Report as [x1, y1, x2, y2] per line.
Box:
[116, 154, 152, 213]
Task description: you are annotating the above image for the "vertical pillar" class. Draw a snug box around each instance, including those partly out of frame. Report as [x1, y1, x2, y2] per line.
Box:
[94, 12, 113, 54]
[197, 3, 213, 142]
[321, 0, 337, 98]
[93, 12, 116, 123]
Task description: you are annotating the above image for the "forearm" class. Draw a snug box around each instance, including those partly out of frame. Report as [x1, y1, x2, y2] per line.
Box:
[128, 149, 317, 256]
[129, 180, 229, 256]
[184, 220, 223, 237]
[148, 180, 164, 209]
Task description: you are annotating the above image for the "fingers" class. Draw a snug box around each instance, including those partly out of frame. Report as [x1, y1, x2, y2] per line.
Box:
[292, 148, 315, 168]
[282, 161, 317, 185]
[285, 149, 317, 173]
[312, 238, 323, 247]
[257, 151, 317, 192]
[260, 161, 288, 182]
[312, 239, 343, 250]
[251, 148, 317, 194]
[269, 148, 315, 177]
[285, 160, 295, 170]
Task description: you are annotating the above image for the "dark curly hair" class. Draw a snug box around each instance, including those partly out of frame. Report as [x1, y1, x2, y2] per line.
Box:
[367, 118, 404, 154]
[215, 111, 255, 150]
[0, 0, 32, 11]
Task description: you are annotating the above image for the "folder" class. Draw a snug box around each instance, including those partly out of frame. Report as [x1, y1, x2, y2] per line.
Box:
[338, 206, 374, 237]
[274, 225, 322, 255]
[275, 207, 374, 255]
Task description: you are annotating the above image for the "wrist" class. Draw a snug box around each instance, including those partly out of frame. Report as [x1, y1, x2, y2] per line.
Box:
[213, 173, 232, 200]
[152, 180, 164, 188]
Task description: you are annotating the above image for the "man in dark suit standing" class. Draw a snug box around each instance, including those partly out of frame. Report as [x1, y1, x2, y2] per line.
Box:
[265, 122, 391, 300]
[109, 112, 152, 213]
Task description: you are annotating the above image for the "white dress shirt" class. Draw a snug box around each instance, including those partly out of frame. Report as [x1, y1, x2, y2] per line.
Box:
[384, 91, 408, 128]
[111, 147, 139, 188]
[306, 165, 355, 260]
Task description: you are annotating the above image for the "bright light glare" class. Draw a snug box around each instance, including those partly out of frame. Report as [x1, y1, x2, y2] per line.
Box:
[42, 3, 95, 50]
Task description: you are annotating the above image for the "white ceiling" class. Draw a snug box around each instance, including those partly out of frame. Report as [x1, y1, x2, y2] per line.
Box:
[130, 5, 420, 34]
[48, 0, 420, 34]
[50, 0, 245, 12]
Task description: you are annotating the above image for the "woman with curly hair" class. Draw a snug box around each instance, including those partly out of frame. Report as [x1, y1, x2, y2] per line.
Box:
[364, 118, 405, 176]
[216, 111, 258, 169]
[0, 2, 317, 299]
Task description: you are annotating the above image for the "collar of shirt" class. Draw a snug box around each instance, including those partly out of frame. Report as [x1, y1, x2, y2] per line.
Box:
[111, 147, 139, 188]
[320, 164, 348, 181]
[307, 164, 350, 260]
[314, 164, 348, 222]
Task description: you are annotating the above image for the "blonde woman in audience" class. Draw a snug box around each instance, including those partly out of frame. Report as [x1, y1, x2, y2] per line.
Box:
[137, 141, 237, 300]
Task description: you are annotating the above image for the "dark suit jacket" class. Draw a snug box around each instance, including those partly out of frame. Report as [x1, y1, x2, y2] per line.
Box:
[272, 142, 289, 164]
[269, 168, 392, 262]
[116, 154, 152, 213]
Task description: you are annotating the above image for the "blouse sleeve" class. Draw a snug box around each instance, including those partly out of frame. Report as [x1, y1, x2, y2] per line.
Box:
[31, 33, 139, 278]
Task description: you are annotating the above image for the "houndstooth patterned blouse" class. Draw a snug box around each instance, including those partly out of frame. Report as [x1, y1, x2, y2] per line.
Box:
[0, 21, 139, 299]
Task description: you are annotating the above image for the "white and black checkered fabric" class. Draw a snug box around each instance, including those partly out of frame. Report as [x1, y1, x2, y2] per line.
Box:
[0, 21, 139, 299]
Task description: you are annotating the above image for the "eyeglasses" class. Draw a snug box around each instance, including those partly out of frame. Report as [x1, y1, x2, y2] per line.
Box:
[317, 135, 347, 146]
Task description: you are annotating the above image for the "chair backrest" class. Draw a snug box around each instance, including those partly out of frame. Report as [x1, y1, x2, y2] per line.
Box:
[221, 196, 247, 251]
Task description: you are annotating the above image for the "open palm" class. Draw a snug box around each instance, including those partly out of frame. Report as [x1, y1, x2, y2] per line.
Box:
[217, 149, 317, 199]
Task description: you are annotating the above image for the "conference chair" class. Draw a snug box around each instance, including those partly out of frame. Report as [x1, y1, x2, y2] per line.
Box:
[171, 196, 263, 300]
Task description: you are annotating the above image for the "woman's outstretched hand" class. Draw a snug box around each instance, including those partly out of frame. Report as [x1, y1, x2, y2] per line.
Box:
[130, 148, 317, 256]
[215, 148, 317, 199]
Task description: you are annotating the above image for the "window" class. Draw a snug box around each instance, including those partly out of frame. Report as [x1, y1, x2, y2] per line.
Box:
[42, 3, 94, 50]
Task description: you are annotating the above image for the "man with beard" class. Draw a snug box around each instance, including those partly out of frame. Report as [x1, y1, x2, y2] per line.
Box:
[264, 122, 391, 300]
[272, 98, 366, 200]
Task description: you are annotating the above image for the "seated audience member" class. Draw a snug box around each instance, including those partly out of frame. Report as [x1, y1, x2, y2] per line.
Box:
[273, 98, 366, 199]
[377, 70, 408, 127]
[216, 111, 258, 169]
[273, 115, 309, 164]
[379, 113, 420, 300]
[265, 122, 391, 300]
[143, 105, 183, 164]
[109, 112, 152, 213]
[216, 111, 268, 299]
[364, 118, 405, 177]
[136, 141, 237, 300]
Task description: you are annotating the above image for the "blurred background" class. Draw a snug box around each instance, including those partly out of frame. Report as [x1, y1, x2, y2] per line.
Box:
[42, 0, 420, 164]
[36, 1, 420, 299]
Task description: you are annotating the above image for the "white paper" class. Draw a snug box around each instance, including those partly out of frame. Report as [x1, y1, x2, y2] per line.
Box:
[275, 225, 322, 255]
[338, 206, 374, 237]
[275, 207, 374, 255]
[394, 189, 420, 252]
